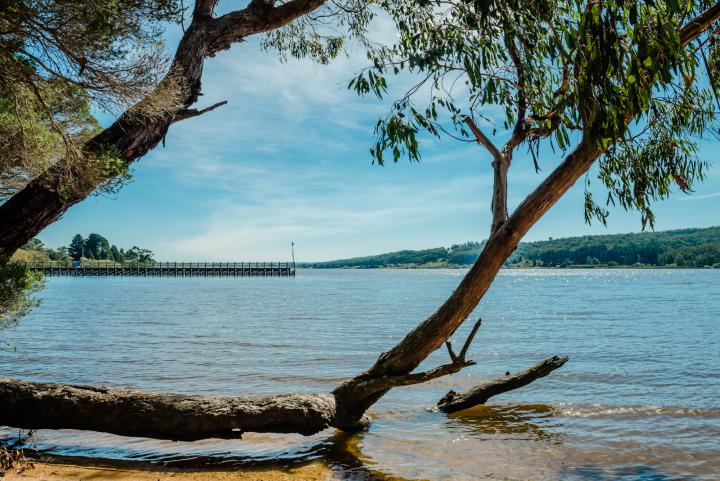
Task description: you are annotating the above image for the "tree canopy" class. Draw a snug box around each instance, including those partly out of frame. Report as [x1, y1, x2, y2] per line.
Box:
[0, 0, 183, 200]
[17, 233, 154, 263]
[353, 0, 720, 230]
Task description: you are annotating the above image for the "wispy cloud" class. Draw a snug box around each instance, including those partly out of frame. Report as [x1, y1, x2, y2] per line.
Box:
[158, 171, 492, 261]
[677, 191, 720, 201]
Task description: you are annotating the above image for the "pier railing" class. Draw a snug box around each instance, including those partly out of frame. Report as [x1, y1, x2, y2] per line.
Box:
[26, 261, 296, 277]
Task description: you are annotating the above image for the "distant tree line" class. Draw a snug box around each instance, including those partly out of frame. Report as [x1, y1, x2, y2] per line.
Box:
[19, 234, 154, 263]
[512, 227, 720, 268]
[309, 227, 720, 269]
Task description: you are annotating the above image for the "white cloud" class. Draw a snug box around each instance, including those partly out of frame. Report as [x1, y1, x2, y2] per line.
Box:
[158, 173, 491, 261]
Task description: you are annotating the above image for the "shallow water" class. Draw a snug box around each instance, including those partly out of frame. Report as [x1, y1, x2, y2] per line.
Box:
[1, 269, 719, 480]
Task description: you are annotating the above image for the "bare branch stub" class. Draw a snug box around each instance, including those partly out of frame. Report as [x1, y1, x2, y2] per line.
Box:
[459, 317, 482, 360]
[463, 114, 509, 235]
[354, 317, 485, 396]
[445, 317, 482, 364]
[172, 100, 228, 124]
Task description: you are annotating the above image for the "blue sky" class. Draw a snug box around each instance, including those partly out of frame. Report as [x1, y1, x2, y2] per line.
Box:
[36, 9, 720, 262]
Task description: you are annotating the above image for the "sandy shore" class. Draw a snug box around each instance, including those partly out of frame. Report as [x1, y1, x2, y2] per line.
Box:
[3, 460, 334, 480]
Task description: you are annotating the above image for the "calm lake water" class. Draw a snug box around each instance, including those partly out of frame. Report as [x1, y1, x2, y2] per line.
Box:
[1, 269, 719, 480]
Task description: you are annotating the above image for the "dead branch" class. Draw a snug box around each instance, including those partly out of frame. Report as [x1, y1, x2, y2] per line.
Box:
[328, 318, 482, 398]
[437, 356, 568, 414]
[172, 100, 228, 124]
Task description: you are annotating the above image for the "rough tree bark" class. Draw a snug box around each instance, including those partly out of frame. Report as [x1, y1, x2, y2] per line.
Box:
[0, 379, 337, 440]
[0, 0, 327, 256]
[1, 3, 718, 441]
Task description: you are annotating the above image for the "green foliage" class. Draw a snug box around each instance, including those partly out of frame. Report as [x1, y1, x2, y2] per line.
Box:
[355, 0, 718, 227]
[511, 226, 720, 267]
[14, 238, 69, 262]
[261, 0, 373, 64]
[84, 233, 111, 260]
[0, 252, 44, 349]
[1, 0, 182, 107]
[64, 233, 153, 262]
[109, 245, 123, 263]
[309, 226, 720, 268]
[0, 0, 181, 198]
[0, 80, 100, 199]
[124, 246, 154, 263]
[69, 234, 85, 261]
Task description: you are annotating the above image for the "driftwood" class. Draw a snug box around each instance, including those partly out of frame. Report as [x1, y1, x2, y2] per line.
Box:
[437, 356, 569, 414]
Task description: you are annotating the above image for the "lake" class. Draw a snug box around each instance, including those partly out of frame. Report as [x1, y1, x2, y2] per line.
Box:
[1, 269, 718, 480]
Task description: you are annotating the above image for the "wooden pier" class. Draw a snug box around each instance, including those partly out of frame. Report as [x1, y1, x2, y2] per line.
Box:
[27, 262, 295, 277]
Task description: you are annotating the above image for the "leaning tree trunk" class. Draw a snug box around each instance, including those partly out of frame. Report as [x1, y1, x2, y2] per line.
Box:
[0, 0, 327, 256]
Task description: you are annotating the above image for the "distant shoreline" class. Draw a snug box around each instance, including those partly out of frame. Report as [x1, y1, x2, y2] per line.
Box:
[304, 226, 720, 270]
[301, 264, 719, 269]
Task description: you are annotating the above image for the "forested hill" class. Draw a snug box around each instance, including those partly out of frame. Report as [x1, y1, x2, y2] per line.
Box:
[308, 227, 720, 269]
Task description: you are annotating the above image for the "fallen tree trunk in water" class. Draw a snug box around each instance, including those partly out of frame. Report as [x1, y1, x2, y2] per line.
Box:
[0, 378, 340, 440]
[0, 354, 567, 440]
[437, 356, 568, 414]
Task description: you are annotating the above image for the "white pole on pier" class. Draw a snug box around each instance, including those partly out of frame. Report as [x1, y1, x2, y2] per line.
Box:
[291, 242, 295, 270]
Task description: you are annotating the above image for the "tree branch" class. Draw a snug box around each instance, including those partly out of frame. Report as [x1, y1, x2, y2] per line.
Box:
[207, 0, 328, 55]
[463, 116, 501, 162]
[437, 356, 568, 413]
[680, 3, 720, 45]
[463, 115, 509, 234]
[348, 317, 483, 397]
[172, 100, 228, 124]
[0, 0, 329, 255]
[193, 0, 218, 18]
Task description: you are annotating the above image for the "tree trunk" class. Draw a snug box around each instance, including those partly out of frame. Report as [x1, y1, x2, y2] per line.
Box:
[0, 378, 340, 440]
[0, 355, 567, 439]
[0, 0, 327, 256]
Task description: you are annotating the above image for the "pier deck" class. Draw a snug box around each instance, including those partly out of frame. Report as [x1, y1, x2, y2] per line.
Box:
[27, 262, 295, 277]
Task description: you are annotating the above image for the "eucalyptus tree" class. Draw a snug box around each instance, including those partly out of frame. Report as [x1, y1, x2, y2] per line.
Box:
[1, 1, 718, 440]
[356, 0, 718, 231]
